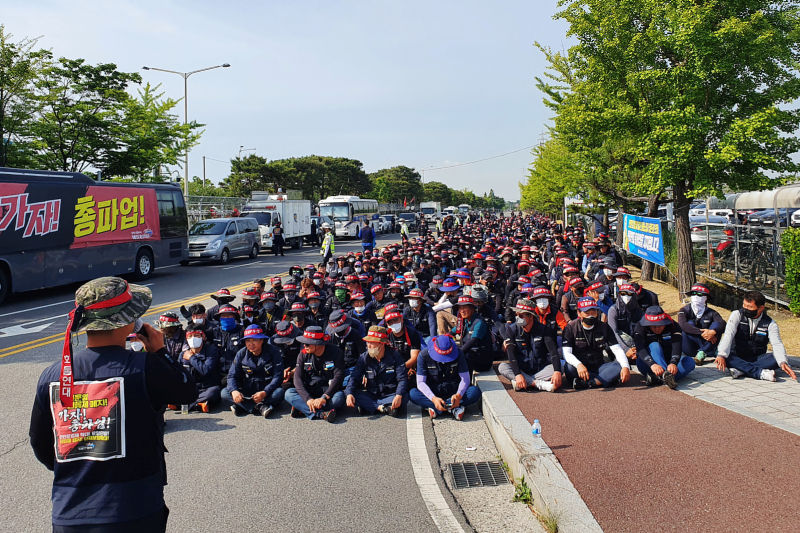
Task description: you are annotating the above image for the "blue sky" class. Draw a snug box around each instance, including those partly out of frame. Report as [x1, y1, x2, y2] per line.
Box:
[3, 0, 570, 200]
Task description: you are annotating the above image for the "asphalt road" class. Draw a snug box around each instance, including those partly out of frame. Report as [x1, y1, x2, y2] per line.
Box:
[0, 233, 466, 532]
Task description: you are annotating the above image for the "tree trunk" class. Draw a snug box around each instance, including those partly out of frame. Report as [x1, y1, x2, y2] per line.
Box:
[673, 181, 696, 295]
[640, 194, 660, 281]
[614, 201, 624, 250]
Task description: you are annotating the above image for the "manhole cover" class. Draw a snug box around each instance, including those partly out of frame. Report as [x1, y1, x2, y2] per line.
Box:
[449, 461, 509, 489]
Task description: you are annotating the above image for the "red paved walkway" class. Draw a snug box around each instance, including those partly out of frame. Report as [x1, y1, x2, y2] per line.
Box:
[500, 370, 800, 532]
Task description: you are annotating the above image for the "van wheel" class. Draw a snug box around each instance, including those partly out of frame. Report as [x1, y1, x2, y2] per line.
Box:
[0, 267, 10, 305]
[219, 248, 231, 264]
[180, 260, 189, 266]
[249, 244, 259, 259]
[293, 237, 302, 250]
[134, 249, 154, 280]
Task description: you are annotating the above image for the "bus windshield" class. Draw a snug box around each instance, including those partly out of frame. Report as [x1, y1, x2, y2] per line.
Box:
[190, 220, 228, 235]
[320, 203, 350, 221]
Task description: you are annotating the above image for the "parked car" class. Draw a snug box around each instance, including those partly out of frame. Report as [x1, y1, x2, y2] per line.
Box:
[397, 212, 418, 231]
[791, 210, 800, 227]
[185, 217, 260, 264]
[746, 208, 798, 227]
[377, 215, 392, 233]
[690, 215, 731, 244]
[308, 215, 336, 242]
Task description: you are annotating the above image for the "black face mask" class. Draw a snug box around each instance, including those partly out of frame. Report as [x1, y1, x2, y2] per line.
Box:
[741, 307, 759, 319]
[581, 316, 598, 327]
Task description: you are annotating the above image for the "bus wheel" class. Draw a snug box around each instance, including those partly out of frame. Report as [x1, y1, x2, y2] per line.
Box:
[0, 267, 9, 305]
[219, 248, 231, 264]
[249, 244, 259, 259]
[134, 249, 154, 280]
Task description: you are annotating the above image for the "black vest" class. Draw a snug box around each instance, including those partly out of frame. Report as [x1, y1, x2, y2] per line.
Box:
[47, 347, 164, 525]
[734, 312, 771, 362]
[508, 322, 549, 375]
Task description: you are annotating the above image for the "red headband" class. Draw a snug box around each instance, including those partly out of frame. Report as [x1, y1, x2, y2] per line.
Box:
[304, 330, 326, 340]
[646, 313, 669, 322]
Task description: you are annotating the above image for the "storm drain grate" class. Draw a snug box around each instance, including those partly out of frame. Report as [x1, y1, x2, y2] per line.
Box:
[449, 461, 509, 489]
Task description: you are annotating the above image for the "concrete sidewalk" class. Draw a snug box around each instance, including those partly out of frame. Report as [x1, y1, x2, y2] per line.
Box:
[481, 364, 800, 533]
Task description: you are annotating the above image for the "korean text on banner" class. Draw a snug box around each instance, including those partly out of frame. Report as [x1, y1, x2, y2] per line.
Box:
[622, 214, 665, 266]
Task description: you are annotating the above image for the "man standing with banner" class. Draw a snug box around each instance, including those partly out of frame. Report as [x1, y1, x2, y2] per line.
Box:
[29, 277, 197, 533]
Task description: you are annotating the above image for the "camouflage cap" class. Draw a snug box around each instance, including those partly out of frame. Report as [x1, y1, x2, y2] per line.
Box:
[74, 276, 152, 332]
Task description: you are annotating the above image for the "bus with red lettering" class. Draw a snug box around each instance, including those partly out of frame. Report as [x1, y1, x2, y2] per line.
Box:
[0, 167, 188, 304]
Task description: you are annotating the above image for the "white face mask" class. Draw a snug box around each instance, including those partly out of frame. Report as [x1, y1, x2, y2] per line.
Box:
[535, 298, 549, 310]
[621, 295, 633, 305]
[515, 316, 527, 326]
[690, 295, 707, 307]
[410, 299, 421, 308]
[367, 345, 382, 357]
[389, 323, 403, 334]
[354, 305, 366, 314]
[313, 279, 322, 286]
[128, 341, 144, 352]
[603, 268, 614, 277]
[615, 278, 625, 286]
[193, 317, 205, 325]
[187, 337, 203, 349]
[355, 267, 362, 273]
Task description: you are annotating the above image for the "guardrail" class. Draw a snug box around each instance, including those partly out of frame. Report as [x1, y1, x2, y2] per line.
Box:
[185, 195, 249, 223]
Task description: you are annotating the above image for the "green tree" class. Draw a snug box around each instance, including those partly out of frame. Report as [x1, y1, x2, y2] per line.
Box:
[0, 26, 50, 167]
[541, 0, 800, 292]
[188, 176, 225, 196]
[422, 180, 452, 205]
[29, 58, 141, 172]
[105, 83, 202, 180]
[369, 165, 423, 204]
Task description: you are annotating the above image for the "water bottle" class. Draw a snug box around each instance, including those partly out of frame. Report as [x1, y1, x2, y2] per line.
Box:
[531, 419, 544, 449]
[181, 404, 189, 415]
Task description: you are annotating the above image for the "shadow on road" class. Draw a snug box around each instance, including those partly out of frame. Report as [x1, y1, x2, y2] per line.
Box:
[164, 416, 236, 434]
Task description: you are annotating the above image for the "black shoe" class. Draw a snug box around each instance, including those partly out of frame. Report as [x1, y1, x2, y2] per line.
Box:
[230, 404, 248, 416]
[572, 378, 589, 390]
[290, 406, 304, 418]
[377, 404, 397, 417]
[258, 403, 274, 418]
[321, 409, 337, 423]
[645, 373, 658, 387]
[662, 371, 677, 390]
[356, 406, 367, 416]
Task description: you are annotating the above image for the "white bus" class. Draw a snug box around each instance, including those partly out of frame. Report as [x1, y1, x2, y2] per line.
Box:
[458, 203, 472, 215]
[318, 195, 380, 238]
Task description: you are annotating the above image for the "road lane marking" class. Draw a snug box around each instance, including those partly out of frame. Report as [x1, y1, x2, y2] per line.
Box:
[406, 406, 467, 533]
[0, 299, 75, 318]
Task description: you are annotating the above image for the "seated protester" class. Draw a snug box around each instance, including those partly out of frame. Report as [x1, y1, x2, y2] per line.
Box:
[633, 306, 694, 389]
[155, 312, 185, 362]
[345, 326, 409, 417]
[410, 335, 482, 421]
[715, 290, 797, 382]
[277, 282, 299, 319]
[610, 266, 633, 300]
[631, 282, 659, 309]
[287, 301, 313, 330]
[259, 291, 281, 336]
[269, 276, 283, 294]
[223, 325, 285, 418]
[253, 278, 266, 298]
[451, 295, 493, 372]
[306, 291, 329, 330]
[207, 288, 237, 325]
[386, 282, 406, 311]
[562, 297, 631, 389]
[584, 281, 613, 317]
[595, 256, 618, 285]
[606, 283, 643, 363]
[211, 305, 244, 386]
[271, 320, 303, 390]
[349, 291, 378, 332]
[498, 298, 562, 392]
[241, 305, 263, 329]
[677, 283, 724, 365]
[326, 310, 366, 385]
[560, 277, 585, 321]
[385, 310, 422, 380]
[184, 303, 215, 341]
[125, 332, 145, 352]
[404, 288, 436, 342]
[286, 326, 345, 422]
[175, 324, 221, 412]
[327, 281, 350, 311]
[368, 284, 389, 316]
[239, 288, 265, 324]
[530, 286, 568, 336]
[468, 284, 497, 327]
[433, 277, 462, 335]
[423, 275, 444, 305]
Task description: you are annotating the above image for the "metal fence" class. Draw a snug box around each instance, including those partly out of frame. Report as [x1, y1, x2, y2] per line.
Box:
[692, 222, 788, 306]
[185, 195, 249, 224]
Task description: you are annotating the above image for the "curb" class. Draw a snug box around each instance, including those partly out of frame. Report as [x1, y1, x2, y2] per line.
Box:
[476, 372, 602, 533]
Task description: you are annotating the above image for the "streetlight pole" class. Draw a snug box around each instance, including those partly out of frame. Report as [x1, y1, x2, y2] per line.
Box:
[238, 146, 256, 159]
[141, 63, 231, 196]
